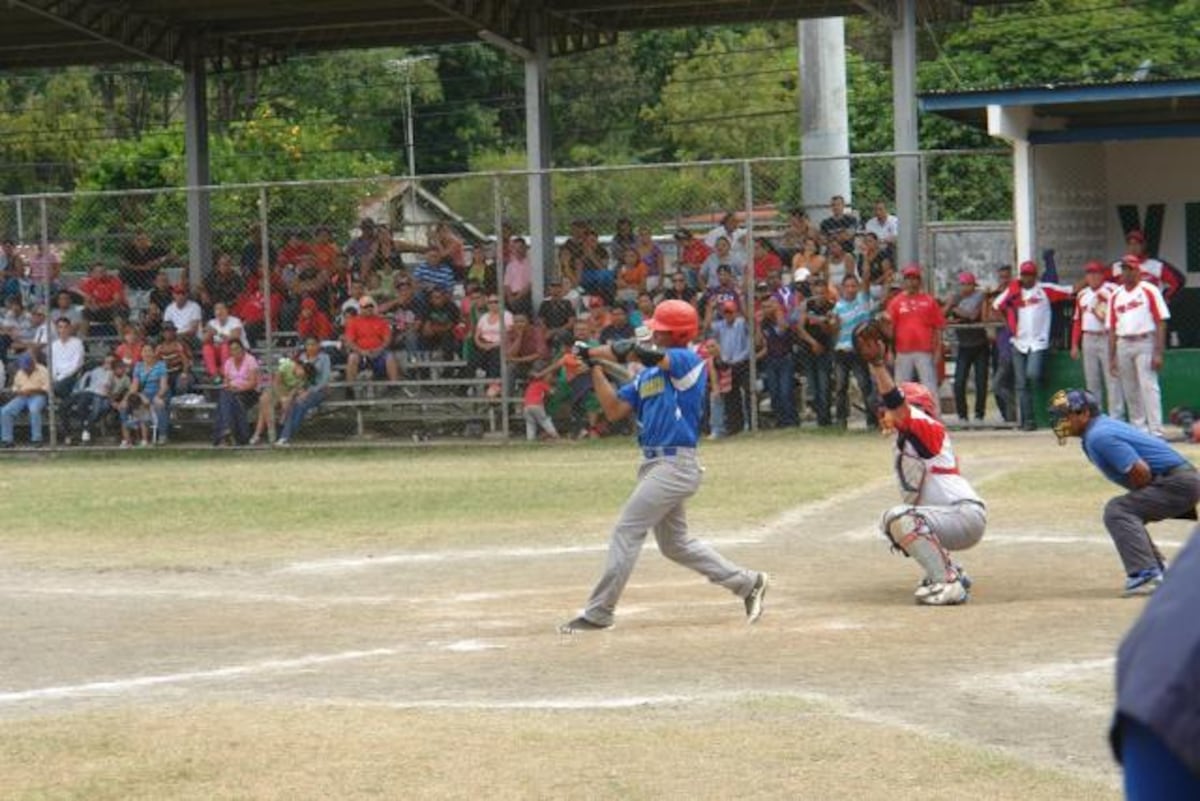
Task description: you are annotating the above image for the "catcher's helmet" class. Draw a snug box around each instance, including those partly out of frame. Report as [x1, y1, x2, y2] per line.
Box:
[646, 299, 700, 345]
[900, 382, 939, 419]
[1047, 388, 1100, 445]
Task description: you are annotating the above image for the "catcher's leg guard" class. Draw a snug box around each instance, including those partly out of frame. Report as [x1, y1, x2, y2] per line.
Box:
[881, 505, 955, 586]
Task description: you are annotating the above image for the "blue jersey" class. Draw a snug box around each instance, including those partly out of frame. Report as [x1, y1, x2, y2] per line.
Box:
[1082, 414, 1188, 489]
[617, 347, 707, 448]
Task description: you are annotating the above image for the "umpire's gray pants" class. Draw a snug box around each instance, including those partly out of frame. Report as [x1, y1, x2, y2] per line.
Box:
[1104, 467, 1200, 575]
[894, 351, 939, 399]
[582, 452, 758, 627]
[1081, 334, 1124, 419]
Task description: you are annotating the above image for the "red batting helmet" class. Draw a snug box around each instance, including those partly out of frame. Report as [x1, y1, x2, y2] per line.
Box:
[900, 382, 939, 419]
[646, 299, 700, 345]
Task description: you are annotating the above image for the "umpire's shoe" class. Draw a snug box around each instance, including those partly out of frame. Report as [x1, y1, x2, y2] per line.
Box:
[744, 572, 770, 623]
[558, 616, 613, 634]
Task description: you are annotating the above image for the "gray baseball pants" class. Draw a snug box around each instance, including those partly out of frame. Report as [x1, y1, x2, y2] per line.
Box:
[1081, 333, 1124, 419]
[1104, 467, 1200, 575]
[894, 351, 939, 399]
[917, 500, 988, 552]
[1116, 336, 1164, 435]
[581, 451, 759, 627]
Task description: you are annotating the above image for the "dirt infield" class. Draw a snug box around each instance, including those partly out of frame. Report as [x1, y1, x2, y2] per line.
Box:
[2, 433, 1195, 799]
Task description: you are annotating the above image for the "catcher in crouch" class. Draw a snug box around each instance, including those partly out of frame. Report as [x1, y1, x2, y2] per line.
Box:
[855, 320, 988, 605]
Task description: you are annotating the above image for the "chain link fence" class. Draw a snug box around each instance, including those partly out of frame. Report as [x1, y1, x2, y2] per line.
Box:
[0, 151, 1024, 449]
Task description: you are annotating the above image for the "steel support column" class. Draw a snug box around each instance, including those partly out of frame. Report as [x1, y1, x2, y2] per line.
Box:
[183, 42, 212, 286]
[891, 0, 919, 267]
[798, 18, 852, 215]
[524, 31, 553, 304]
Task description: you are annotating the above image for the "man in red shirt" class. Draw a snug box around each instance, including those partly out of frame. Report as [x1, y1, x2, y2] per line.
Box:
[884, 263, 945, 398]
[343, 295, 399, 383]
[673, 229, 711, 288]
[79, 261, 128, 333]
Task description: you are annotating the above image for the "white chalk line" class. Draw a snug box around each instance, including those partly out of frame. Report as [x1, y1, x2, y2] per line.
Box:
[278, 537, 763, 575]
[319, 687, 1116, 785]
[0, 642, 1117, 786]
[836, 525, 1184, 549]
[276, 477, 906, 576]
[0, 580, 701, 608]
[0, 648, 401, 705]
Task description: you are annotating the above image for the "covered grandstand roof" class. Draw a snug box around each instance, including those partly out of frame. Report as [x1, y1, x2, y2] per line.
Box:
[1, 0, 1011, 72]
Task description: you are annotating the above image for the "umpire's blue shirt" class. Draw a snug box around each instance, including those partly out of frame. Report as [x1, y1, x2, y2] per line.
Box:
[1081, 415, 1188, 489]
[618, 347, 706, 449]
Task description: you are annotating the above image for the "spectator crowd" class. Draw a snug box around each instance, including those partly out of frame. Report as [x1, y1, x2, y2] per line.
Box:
[0, 201, 1179, 447]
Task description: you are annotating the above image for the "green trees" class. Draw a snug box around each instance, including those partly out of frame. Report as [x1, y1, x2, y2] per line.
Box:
[3, 1, 1199, 242]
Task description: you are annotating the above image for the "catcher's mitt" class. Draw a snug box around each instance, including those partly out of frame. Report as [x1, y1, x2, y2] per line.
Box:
[852, 319, 890, 366]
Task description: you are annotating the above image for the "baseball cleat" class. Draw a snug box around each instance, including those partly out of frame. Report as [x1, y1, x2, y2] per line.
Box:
[915, 579, 968, 606]
[558, 616, 613, 634]
[744, 572, 769, 623]
[1123, 568, 1164, 597]
[953, 563, 973, 591]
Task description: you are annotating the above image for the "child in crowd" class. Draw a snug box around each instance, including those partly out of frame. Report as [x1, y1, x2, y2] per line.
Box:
[523, 360, 559, 442]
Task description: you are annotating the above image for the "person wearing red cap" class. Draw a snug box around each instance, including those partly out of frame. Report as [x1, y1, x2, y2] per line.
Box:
[883, 263, 945, 399]
[1071, 260, 1124, 419]
[1109, 258, 1170, 437]
[990, 260, 1073, 431]
[1111, 230, 1184, 302]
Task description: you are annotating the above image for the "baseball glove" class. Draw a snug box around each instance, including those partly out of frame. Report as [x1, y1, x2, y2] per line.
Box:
[852, 319, 890, 365]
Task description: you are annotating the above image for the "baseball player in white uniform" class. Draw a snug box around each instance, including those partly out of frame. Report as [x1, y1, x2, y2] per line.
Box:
[1110, 229, 1182, 301]
[855, 321, 987, 605]
[990, 261, 1074, 431]
[1109, 257, 1170, 437]
[1071, 259, 1124, 419]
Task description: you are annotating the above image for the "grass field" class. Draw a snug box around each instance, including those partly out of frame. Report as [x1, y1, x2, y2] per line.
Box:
[2, 431, 1196, 799]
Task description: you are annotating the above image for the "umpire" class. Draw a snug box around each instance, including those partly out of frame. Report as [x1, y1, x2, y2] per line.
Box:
[558, 300, 769, 633]
[1048, 388, 1200, 595]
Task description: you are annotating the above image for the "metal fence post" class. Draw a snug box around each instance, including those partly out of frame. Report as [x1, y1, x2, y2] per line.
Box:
[40, 197, 59, 449]
[918, 152, 930, 272]
[259, 187, 276, 443]
[743, 160, 758, 433]
[493, 174, 510, 441]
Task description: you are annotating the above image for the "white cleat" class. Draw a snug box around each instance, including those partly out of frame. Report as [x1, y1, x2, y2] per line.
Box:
[915, 579, 968, 606]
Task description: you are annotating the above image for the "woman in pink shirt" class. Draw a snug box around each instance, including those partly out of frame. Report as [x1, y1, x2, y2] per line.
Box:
[213, 339, 260, 446]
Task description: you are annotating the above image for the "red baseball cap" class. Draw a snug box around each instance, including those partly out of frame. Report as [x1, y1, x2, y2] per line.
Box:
[1018, 260, 1038, 276]
[301, 297, 317, 310]
[957, 271, 977, 285]
[901, 263, 922, 278]
[1121, 254, 1143, 269]
[1084, 260, 1106, 274]
[1126, 229, 1146, 244]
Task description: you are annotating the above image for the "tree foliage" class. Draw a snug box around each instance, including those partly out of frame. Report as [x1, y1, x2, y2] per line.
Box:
[4, 1, 1200, 242]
